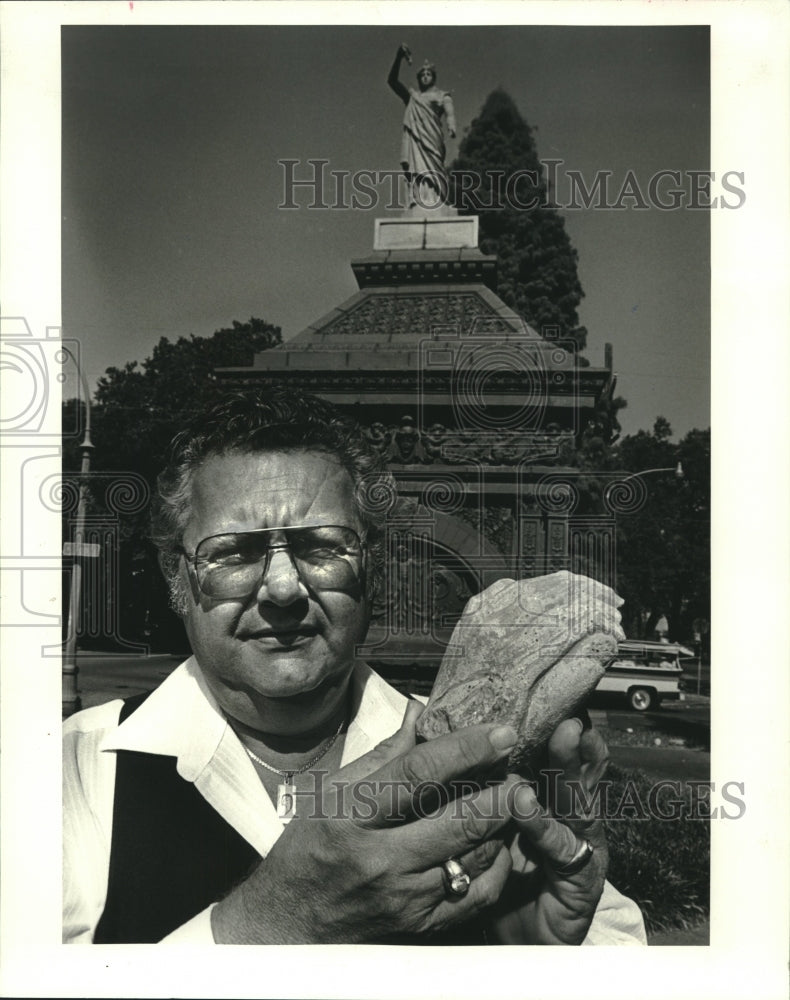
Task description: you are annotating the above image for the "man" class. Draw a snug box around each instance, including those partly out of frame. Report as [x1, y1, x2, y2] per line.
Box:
[63, 387, 645, 944]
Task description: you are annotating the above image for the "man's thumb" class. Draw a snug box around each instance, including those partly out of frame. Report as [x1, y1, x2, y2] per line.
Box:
[332, 699, 425, 785]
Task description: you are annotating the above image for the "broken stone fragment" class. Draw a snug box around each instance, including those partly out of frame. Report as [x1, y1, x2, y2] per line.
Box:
[415, 571, 625, 772]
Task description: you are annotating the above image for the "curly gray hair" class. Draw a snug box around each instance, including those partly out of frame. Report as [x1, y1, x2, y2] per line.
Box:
[151, 387, 396, 614]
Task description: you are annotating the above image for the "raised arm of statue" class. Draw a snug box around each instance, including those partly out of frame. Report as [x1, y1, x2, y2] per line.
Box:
[388, 43, 411, 104]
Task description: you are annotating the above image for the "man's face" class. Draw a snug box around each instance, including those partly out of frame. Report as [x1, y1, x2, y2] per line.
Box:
[418, 68, 435, 90]
[177, 449, 370, 732]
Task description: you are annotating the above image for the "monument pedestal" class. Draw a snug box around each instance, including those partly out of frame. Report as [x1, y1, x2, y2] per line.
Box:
[374, 215, 478, 251]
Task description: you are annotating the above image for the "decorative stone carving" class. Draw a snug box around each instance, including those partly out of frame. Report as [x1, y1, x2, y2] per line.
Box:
[519, 517, 539, 557]
[363, 419, 570, 466]
[369, 531, 477, 636]
[393, 415, 423, 463]
[321, 292, 515, 340]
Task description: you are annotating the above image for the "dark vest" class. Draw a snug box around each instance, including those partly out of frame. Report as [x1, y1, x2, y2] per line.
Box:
[93, 692, 259, 943]
[93, 692, 486, 945]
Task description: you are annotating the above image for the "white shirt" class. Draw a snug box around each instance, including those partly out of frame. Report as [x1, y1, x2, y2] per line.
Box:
[63, 657, 647, 945]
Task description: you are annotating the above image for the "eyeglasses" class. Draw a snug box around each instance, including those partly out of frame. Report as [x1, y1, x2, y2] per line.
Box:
[183, 524, 366, 600]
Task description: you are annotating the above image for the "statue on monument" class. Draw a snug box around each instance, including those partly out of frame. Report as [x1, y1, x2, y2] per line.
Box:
[388, 43, 456, 210]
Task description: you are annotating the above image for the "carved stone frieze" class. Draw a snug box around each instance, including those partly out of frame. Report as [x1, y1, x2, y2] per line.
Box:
[322, 291, 519, 340]
[369, 531, 477, 635]
[364, 417, 571, 466]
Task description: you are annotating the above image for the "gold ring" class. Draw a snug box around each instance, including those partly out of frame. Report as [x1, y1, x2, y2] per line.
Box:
[551, 838, 594, 877]
[442, 857, 472, 897]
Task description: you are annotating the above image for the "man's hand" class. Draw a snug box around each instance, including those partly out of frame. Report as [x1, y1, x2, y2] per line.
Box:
[485, 719, 610, 945]
[211, 703, 519, 944]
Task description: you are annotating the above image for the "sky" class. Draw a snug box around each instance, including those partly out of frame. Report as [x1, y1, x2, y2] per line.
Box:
[62, 24, 711, 440]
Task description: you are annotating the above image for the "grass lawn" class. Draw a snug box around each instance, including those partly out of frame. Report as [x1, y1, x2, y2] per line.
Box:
[597, 723, 707, 751]
[604, 762, 710, 934]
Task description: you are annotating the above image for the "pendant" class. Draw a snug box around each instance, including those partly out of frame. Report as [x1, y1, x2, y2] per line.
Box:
[276, 778, 297, 823]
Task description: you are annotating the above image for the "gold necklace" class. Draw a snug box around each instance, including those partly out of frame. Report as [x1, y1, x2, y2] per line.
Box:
[242, 718, 344, 824]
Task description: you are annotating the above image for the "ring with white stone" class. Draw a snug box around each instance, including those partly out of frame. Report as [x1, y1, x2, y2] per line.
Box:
[442, 857, 472, 897]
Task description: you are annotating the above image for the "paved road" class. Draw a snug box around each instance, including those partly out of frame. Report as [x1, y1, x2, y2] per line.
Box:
[591, 692, 709, 742]
[75, 652, 182, 709]
[590, 694, 710, 780]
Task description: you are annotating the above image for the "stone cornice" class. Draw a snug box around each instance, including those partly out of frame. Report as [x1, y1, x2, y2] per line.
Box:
[215, 365, 611, 397]
[351, 248, 498, 290]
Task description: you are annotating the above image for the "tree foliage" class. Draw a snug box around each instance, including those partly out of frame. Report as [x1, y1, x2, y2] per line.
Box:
[552, 417, 709, 642]
[62, 318, 281, 651]
[90, 318, 281, 483]
[450, 89, 588, 354]
[614, 420, 710, 642]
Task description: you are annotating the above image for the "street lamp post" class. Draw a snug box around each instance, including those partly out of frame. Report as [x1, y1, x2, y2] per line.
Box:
[63, 357, 94, 719]
[604, 461, 685, 646]
[614, 462, 684, 486]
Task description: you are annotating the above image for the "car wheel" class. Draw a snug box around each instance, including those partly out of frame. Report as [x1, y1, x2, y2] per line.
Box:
[628, 687, 655, 712]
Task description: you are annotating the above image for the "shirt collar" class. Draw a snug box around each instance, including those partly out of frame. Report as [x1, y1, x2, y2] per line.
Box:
[99, 656, 410, 782]
[99, 656, 227, 781]
[341, 661, 411, 766]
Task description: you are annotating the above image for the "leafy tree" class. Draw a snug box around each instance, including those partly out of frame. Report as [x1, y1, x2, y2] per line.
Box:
[91, 317, 281, 483]
[550, 416, 709, 643]
[62, 318, 281, 651]
[450, 89, 588, 354]
[613, 420, 710, 642]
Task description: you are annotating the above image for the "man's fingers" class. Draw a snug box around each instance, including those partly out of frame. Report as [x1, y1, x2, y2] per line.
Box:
[394, 774, 519, 864]
[402, 698, 425, 727]
[545, 718, 610, 819]
[430, 844, 513, 929]
[510, 783, 600, 875]
[579, 728, 610, 790]
[360, 723, 517, 827]
[547, 717, 584, 773]
[333, 699, 424, 785]
[546, 718, 582, 818]
[579, 726, 608, 765]
[450, 831, 508, 883]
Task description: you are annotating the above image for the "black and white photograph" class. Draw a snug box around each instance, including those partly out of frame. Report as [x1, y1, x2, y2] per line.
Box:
[0, 2, 788, 998]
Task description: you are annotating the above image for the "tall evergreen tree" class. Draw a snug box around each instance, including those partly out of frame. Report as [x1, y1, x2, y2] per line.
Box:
[450, 89, 587, 354]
